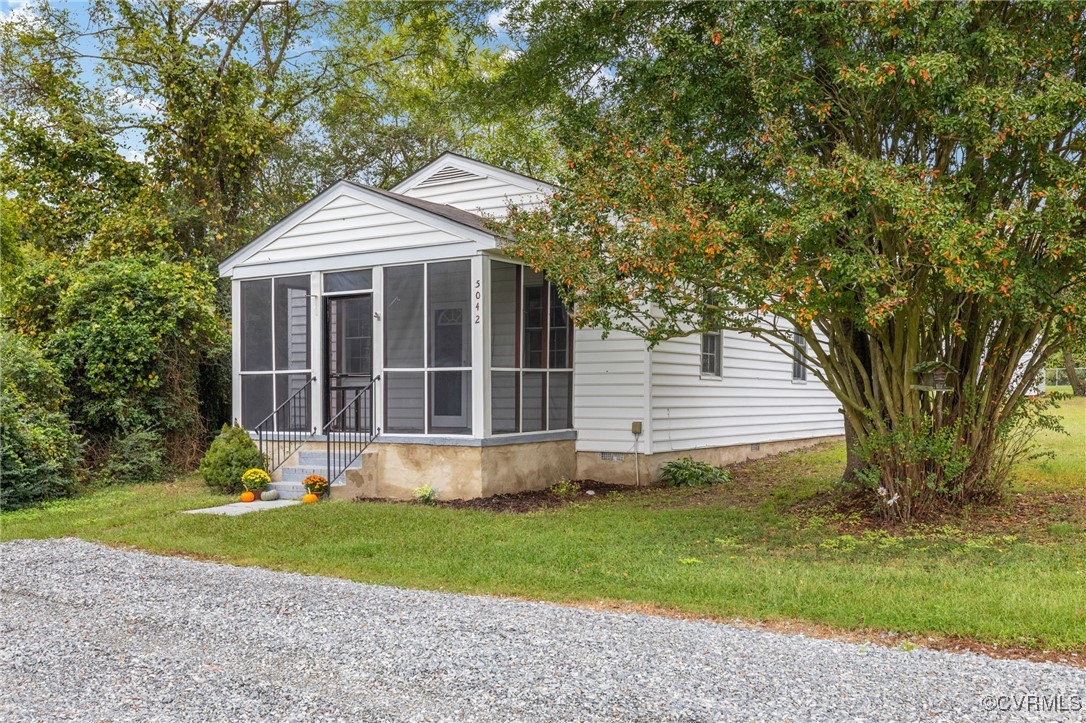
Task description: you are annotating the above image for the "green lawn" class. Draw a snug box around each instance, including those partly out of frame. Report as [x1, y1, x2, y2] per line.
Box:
[1015, 388, 1086, 492]
[3, 397, 1085, 651]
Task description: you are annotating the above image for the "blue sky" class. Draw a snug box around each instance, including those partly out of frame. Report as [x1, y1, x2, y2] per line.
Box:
[1, 1, 516, 163]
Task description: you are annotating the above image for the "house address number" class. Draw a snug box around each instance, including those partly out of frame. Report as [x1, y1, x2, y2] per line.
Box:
[475, 279, 482, 324]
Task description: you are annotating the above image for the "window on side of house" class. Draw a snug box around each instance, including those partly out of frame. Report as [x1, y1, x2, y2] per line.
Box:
[792, 330, 808, 382]
[489, 260, 574, 434]
[701, 330, 722, 377]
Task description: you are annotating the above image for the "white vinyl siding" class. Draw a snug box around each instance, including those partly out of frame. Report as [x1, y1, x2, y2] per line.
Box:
[287, 291, 308, 369]
[650, 330, 842, 452]
[247, 194, 466, 267]
[573, 329, 652, 454]
[402, 176, 546, 218]
[394, 159, 550, 219]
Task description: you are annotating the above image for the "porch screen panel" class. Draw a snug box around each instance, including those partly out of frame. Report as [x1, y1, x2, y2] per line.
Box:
[384, 371, 424, 433]
[491, 371, 518, 434]
[241, 375, 274, 429]
[523, 269, 546, 369]
[429, 371, 471, 435]
[384, 265, 424, 367]
[490, 262, 518, 367]
[241, 279, 273, 371]
[275, 373, 312, 431]
[548, 284, 571, 369]
[427, 261, 471, 434]
[522, 371, 546, 433]
[274, 276, 310, 370]
[548, 371, 572, 431]
[487, 258, 574, 435]
[428, 261, 471, 367]
[324, 269, 372, 293]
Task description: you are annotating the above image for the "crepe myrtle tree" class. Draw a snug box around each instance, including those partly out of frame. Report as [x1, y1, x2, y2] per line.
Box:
[503, 0, 1086, 521]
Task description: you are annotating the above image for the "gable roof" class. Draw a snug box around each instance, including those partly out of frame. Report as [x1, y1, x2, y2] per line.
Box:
[218, 179, 500, 278]
[360, 183, 496, 236]
[391, 152, 557, 197]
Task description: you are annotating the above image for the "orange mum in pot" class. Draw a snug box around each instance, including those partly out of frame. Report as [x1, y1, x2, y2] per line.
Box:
[303, 474, 328, 498]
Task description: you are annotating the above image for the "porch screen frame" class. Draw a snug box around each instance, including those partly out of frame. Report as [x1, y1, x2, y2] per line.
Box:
[237, 275, 313, 431]
[487, 258, 575, 436]
[382, 259, 474, 436]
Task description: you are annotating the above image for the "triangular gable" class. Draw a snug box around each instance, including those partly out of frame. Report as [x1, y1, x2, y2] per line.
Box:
[218, 180, 499, 278]
[391, 152, 556, 198]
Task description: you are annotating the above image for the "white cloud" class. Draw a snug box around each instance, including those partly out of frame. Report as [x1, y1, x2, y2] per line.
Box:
[121, 147, 146, 164]
[486, 6, 509, 33]
[108, 87, 160, 115]
[1, 0, 42, 28]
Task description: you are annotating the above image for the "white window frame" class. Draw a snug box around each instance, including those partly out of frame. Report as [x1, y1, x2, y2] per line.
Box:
[700, 330, 723, 379]
[792, 329, 808, 383]
[236, 274, 314, 431]
[486, 258, 575, 436]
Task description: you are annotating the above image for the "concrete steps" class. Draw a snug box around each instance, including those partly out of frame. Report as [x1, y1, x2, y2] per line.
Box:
[271, 450, 365, 499]
[268, 482, 307, 500]
[295, 451, 363, 468]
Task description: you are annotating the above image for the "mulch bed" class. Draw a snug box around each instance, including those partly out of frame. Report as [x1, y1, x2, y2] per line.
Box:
[439, 481, 654, 513]
[349, 480, 657, 512]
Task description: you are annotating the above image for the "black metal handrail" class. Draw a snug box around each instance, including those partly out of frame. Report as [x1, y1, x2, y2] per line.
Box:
[255, 375, 316, 474]
[323, 375, 380, 488]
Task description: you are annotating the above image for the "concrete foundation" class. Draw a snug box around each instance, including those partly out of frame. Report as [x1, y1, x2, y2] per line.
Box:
[575, 435, 844, 487]
[290, 438, 576, 501]
[283, 434, 839, 500]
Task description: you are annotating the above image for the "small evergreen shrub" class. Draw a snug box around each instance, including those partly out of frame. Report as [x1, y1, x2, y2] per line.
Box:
[101, 425, 164, 485]
[661, 458, 732, 487]
[199, 424, 263, 494]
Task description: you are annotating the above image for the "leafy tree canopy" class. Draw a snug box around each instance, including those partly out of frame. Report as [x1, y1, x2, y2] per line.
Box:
[503, 0, 1086, 520]
[312, 0, 561, 188]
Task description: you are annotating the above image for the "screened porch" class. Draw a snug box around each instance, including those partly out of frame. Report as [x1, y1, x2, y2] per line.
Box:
[232, 256, 575, 441]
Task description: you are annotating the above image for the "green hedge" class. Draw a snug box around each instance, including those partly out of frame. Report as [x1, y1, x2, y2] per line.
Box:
[0, 331, 83, 509]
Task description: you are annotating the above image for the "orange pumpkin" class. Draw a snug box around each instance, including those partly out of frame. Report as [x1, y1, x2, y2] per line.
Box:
[240, 490, 256, 503]
[302, 493, 319, 504]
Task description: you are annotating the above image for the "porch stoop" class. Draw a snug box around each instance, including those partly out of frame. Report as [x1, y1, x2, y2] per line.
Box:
[270, 449, 365, 499]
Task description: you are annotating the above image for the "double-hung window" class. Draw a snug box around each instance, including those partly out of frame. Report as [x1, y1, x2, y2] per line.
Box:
[792, 329, 808, 382]
[701, 330, 723, 377]
[700, 292, 723, 377]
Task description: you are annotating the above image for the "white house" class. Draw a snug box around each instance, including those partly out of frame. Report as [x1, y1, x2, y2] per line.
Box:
[219, 153, 844, 499]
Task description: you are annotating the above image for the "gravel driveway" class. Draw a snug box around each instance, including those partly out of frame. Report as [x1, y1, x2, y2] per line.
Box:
[1, 538, 1083, 722]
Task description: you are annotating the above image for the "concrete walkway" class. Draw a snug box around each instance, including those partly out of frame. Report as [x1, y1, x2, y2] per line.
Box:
[184, 499, 300, 516]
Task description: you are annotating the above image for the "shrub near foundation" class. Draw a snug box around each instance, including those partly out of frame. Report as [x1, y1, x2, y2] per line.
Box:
[199, 425, 262, 494]
[661, 458, 732, 487]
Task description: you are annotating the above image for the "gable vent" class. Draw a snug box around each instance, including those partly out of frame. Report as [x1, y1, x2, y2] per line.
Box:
[416, 165, 483, 187]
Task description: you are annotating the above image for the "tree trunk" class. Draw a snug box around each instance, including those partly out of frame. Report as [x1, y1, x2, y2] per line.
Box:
[1064, 346, 1085, 396]
[842, 411, 864, 485]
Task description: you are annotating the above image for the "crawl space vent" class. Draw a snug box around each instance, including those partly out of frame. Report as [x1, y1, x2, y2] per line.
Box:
[600, 452, 626, 462]
[416, 165, 483, 187]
